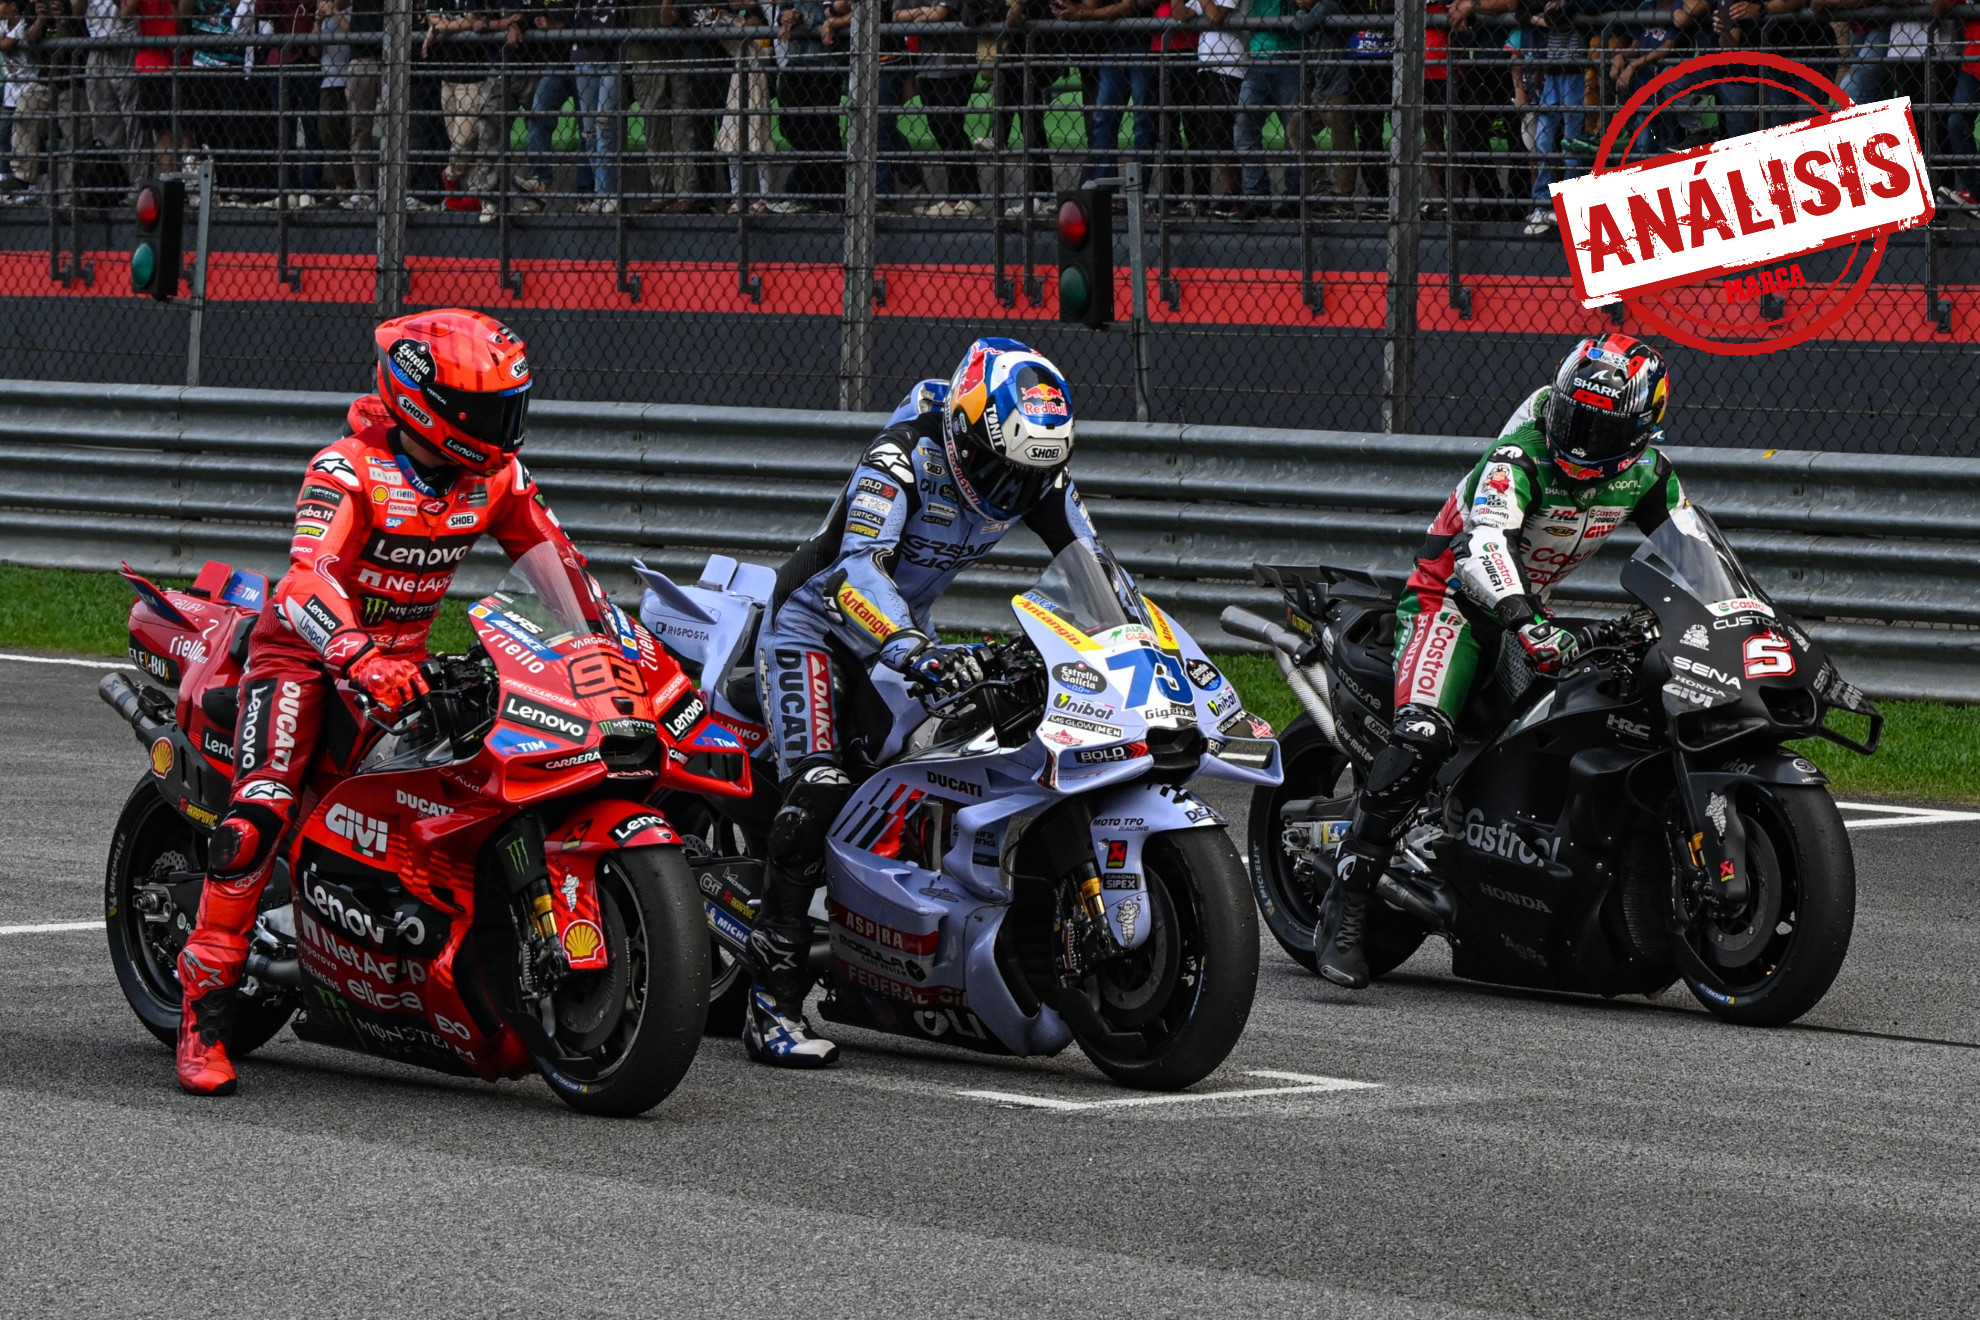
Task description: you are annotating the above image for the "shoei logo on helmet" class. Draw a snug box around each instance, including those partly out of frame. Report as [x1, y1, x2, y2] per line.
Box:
[1547, 53, 1933, 356]
[395, 394, 434, 429]
[387, 338, 436, 389]
[509, 356, 529, 380]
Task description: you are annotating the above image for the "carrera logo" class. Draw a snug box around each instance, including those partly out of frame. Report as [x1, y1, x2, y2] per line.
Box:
[323, 802, 391, 858]
[501, 693, 590, 743]
[541, 748, 602, 771]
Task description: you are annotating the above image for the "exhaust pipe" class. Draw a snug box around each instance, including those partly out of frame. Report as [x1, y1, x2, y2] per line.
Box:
[245, 951, 302, 988]
[1220, 607, 1344, 754]
[98, 672, 172, 746]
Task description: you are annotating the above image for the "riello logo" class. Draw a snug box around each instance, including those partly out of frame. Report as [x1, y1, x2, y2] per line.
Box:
[1549, 53, 1933, 355]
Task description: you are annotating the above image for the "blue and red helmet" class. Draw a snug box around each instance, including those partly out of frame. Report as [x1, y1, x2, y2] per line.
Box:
[1545, 334, 1668, 483]
[942, 337, 1074, 519]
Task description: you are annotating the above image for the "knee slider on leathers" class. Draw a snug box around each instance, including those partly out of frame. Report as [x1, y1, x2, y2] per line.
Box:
[206, 800, 290, 883]
[1350, 705, 1457, 846]
[766, 761, 853, 876]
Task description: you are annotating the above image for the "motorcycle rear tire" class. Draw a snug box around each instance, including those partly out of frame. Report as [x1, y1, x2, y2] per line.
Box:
[1070, 829, 1258, 1091]
[1675, 783, 1854, 1028]
[104, 776, 293, 1057]
[1247, 714, 1426, 980]
[533, 845, 709, 1117]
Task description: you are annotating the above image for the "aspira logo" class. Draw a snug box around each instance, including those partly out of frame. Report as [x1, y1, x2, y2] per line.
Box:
[324, 802, 391, 858]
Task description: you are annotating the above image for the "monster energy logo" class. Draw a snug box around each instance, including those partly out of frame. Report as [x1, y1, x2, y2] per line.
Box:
[504, 836, 531, 878]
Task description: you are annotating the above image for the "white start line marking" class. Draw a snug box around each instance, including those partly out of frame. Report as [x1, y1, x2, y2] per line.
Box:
[0, 920, 99, 936]
[1836, 802, 1980, 831]
[0, 653, 120, 670]
[957, 1069, 1380, 1112]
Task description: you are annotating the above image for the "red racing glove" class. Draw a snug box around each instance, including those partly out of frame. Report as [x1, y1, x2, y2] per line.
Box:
[346, 650, 429, 716]
[1514, 617, 1580, 675]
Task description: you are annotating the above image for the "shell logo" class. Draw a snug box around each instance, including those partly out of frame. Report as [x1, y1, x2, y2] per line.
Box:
[150, 738, 174, 777]
[561, 919, 604, 961]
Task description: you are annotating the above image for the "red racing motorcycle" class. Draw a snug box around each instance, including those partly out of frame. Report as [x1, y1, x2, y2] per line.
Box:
[98, 553, 752, 1116]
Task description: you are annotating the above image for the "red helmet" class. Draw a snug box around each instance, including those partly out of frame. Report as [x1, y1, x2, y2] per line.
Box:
[373, 308, 531, 476]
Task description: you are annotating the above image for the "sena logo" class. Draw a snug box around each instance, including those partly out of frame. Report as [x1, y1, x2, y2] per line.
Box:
[324, 802, 390, 858]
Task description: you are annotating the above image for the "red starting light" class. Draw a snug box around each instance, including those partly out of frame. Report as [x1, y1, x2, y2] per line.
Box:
[135, 187, 159, 229]
[1056, 199, 1087, 250]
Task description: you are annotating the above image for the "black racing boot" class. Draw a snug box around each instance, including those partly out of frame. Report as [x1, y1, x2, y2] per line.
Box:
[1317, 851, 1375, 990]
[742, 924, 838, 1069]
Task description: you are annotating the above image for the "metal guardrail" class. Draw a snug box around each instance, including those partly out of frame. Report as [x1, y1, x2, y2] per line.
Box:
[0, 379, 1972, 701]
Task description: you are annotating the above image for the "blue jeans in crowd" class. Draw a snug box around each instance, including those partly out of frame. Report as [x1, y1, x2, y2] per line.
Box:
[1949, 69, 1980, 196]
[1089, 45, 1158, 183]
[528, 68, 618, 194]
[1840, 26, 1890, 106]
[876, 67, 922, 196]
[575, 64, 620, 196]
[527, 70, 580, 191]
[1530, 70, 1586, 207]
[1235, 60, 1304, 198]
[1715, 57, 1824, 140]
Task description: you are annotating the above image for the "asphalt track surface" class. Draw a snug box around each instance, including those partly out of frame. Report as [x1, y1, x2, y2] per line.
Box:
[3, 654, 1979, 1319]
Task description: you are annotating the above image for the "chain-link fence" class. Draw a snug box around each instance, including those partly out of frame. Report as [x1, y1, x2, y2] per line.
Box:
[0, 4, 1975, 451]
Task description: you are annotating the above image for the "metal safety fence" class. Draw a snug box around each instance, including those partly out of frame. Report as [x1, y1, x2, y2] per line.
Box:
[0, 379, 1972, 699]
[0, 9, 1979, 453]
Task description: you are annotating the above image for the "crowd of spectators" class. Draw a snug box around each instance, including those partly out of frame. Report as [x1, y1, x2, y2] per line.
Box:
[0, 0, 1977, 224]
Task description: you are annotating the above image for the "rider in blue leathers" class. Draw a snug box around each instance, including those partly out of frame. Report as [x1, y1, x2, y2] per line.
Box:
[744, 337, 1097, 1067]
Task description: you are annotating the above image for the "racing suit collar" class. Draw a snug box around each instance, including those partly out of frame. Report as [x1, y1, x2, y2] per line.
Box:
[388, 429, 459, 497]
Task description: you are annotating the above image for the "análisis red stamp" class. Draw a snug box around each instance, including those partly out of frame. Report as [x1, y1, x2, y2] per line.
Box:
[1549, 52, 1934, 355]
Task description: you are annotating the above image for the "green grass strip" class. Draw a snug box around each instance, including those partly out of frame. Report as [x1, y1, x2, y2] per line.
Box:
[7, 562, 1968, 803]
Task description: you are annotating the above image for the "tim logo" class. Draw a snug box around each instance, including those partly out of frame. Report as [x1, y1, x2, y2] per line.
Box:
[324, 803, 391, 858]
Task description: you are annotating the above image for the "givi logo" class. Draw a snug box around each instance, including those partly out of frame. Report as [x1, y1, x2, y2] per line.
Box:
[324, 803, 391, 858]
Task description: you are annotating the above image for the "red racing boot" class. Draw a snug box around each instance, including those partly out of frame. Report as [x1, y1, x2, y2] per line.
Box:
[175, 927, 249, 1096]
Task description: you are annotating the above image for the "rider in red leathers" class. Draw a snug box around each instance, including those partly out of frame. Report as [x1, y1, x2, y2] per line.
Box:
[175, 307, 586, 1096]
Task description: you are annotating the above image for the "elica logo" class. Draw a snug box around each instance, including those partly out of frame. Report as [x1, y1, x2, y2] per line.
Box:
[1550, 53, 1933, 354]
[323, 802, 391, 858]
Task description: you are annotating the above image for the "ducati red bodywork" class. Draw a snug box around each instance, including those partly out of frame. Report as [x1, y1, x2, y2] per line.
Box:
[122, 558, 751, 1080]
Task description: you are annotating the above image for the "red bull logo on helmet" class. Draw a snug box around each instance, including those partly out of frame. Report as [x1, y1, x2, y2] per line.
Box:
[1020, 382, 1067, 419]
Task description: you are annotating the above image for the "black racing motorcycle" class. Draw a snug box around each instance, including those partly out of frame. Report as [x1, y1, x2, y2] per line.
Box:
[1224, 505, 1880, 1027]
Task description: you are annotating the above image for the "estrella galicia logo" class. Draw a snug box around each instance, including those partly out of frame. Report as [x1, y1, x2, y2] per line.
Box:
[1052, 661, 1106, 694]
[1184, 658, 1223, 692]
[500, 692, 590, 743]
[386, 338, 436, 390]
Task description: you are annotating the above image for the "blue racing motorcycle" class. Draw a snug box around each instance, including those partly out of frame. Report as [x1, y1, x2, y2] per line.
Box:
[636, 538, 1280, 1089]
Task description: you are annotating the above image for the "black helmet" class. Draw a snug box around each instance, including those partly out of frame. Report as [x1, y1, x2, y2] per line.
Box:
[1545, 334, 1669, 482]
[941, 337, 1075, 520]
